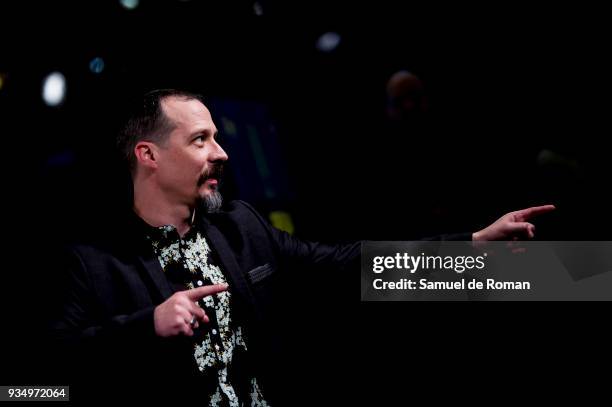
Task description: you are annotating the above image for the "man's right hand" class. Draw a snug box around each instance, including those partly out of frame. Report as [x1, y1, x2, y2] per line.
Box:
[153, 283, 228, 337]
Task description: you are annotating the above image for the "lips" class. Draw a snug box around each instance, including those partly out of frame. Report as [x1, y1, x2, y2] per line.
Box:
[198, 165, 224, 186]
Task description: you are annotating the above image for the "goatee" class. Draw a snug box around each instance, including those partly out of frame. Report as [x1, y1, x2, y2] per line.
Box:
[201, 191, 223, 214]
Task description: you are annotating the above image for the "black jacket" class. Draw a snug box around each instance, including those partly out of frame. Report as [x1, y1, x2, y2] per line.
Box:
[49, 200, 469, 403]
[49, 200, 364, 403]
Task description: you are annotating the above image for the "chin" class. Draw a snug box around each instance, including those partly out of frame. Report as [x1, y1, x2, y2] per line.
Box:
[198, 186, 215, 199]
[200, 189, 223, 213]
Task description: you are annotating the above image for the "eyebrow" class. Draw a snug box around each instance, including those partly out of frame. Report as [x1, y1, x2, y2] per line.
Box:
[191, 129, 219, 139]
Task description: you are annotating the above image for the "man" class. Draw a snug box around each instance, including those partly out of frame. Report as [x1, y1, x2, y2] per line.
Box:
[50, 89, 554, 404]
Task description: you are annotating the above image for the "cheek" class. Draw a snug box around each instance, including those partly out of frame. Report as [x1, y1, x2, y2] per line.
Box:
[160, 157, 193, 182]
[173, 151, 201, 171]
[161, 149, 207, 180]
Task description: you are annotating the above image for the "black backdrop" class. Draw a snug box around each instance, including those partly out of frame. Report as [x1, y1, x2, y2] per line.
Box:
[1, 1, 609, 403]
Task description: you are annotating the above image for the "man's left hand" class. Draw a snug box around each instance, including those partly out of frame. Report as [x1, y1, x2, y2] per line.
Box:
[472, 205, 556, 241]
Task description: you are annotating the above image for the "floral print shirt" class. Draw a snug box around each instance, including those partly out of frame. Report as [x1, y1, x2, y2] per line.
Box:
[147, 224, 269, 406]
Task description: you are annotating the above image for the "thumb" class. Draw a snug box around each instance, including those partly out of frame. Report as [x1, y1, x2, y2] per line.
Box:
[508, 222, 535, 238]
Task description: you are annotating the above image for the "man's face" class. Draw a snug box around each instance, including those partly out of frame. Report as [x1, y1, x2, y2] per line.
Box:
[154, 97, 228, 207]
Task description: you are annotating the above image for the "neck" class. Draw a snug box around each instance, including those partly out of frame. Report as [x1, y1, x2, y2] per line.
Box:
[133, 179, 194, 237]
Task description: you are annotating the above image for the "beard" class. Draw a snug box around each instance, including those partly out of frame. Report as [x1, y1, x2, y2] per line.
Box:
[197, 163, 224, 213]
[201, 190, 223, 213]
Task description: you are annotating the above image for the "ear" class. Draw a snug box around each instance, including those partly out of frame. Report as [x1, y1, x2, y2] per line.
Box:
[134, 141, 159, 170]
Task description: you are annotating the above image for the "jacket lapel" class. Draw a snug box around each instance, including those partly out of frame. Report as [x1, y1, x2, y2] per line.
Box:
[124, 217, 175, 302]
[200, 217, 260, 316]
[136, 249, 175, 302]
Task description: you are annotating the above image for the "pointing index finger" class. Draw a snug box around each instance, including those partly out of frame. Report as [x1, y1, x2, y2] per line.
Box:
[185, 283, 228, 301]
[515, 205, 556, 221]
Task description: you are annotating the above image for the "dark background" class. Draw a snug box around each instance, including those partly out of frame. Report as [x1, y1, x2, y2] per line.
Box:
[1, 0, 609, 403]
[2, 0, 609, 243]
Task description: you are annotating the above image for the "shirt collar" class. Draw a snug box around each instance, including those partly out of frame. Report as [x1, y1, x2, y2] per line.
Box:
[132, 206, 205, 246]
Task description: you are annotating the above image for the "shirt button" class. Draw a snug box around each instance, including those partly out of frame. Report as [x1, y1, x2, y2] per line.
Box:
[197, 280, 203, 286]
[212, 329, 217, 335]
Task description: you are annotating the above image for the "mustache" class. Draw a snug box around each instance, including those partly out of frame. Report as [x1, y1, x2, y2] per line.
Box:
[197, 164, 224, 186]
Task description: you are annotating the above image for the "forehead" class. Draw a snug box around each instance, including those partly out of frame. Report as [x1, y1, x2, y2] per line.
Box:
[161, 97, 216, 133]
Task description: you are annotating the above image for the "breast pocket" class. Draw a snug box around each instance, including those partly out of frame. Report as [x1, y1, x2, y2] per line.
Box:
[247, 263, 275, 285]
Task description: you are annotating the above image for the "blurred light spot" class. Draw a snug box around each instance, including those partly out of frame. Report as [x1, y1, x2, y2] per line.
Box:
[253, 2, 264, 16]
[221, 116, 238, 137]
[269, 211, 295, 235]
[42, 72, 66, 107]
[316, 32, 341, 53]
[89, 57, 105, 74]
[119, 0, 139, 10]
[0, 73, 5, 91]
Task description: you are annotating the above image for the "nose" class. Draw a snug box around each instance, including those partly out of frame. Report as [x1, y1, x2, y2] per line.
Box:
[211, 139, 229, 163]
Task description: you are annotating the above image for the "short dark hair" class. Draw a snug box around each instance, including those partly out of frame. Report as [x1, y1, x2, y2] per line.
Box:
[117, 89, 205, 172]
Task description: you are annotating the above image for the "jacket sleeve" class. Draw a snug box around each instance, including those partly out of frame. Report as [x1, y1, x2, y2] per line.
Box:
[237, 200, 361, 271]
[46, 248, 193, 393]
[47, 247, 178, 385]
[50, 248, 157, 347]
[236, 200, 472, 272]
